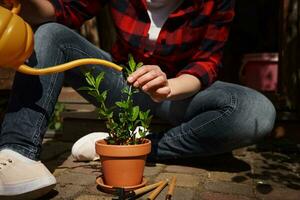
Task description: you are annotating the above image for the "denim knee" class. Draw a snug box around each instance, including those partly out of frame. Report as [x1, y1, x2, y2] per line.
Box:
[235, 87, 276, 143]
[34, 22, 71, 46]
[32, 23, 77, 68]
[253, 92, 276, 138]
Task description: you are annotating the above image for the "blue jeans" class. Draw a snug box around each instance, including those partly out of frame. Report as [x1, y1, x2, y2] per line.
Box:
[0, 23, 276, 161]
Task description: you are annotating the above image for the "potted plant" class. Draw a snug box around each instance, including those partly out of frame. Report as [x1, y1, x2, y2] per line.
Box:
[80, 55, 152, 188]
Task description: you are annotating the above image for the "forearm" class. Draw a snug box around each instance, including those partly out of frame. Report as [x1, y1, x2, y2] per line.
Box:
[19, 0, 56, 25]
[167, 74, 202, 101]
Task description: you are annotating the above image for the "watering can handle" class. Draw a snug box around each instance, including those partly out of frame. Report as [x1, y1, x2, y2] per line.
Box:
[0, 0, 123, 75]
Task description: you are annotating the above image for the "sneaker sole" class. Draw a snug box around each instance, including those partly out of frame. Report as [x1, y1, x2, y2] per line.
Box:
[0, 184, 55, 200]
[0, 175, 56, 199]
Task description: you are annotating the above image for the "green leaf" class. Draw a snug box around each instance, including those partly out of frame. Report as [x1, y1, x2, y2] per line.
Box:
[143, 110, 150, 118]
[85, 72, 95, 87]
[136, 62, 143, 69]
[95, 72, 105, 90]
[119, 116, 126, 123]
[87, 90, 99, 98]
[115, 101, 128, 109]
[146, 115, 153, 126]
[131, 106, 139, 121]
[107, 138, 115, 145]
[121, 87, 128, 94]
[139, 111, 145, 120]
[128, 54, 136, 72]
[106, 110, 113, 119]
[125, 68, 132, 76]
[101, 90, 108, 101]
[98, 109, 107, 118]
[78, 86, 93, 91]
[54, 122, 61, 130]
[96, 95, 104, 103]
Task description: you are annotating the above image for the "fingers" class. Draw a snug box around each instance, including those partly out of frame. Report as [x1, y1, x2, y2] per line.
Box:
[127, 65, 171, 102]
[128, 65, 162, 84]
[141, 75, 167, 92]
[128, 65, 167, 88]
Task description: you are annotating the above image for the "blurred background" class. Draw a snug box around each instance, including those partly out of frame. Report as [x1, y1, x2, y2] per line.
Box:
[0, 0, 299, 141]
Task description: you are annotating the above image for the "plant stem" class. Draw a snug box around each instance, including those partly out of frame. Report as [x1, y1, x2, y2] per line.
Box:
[127, 85, 135, 143]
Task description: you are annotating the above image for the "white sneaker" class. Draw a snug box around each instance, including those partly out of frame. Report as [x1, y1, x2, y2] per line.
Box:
[71, 132, 109, 161]
[72, 128, 150, 162]
[0, 149, 56, 199]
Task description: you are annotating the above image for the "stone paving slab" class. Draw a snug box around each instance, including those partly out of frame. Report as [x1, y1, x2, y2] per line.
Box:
[38, 138, 300, 200]
[197, 192, 256, 200]
[203, 181, 254, 197]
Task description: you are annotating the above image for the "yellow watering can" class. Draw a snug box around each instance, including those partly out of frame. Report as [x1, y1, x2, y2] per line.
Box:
[0, 0, 122, 75]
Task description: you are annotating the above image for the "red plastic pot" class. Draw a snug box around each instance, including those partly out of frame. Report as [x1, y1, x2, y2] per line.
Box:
[240, 53, 278, 91]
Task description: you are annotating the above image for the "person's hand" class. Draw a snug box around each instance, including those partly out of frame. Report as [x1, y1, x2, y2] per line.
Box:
[127, 65, 171, 102]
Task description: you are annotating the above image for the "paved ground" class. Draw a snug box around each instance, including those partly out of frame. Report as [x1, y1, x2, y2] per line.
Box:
[38, 137, 300, 200]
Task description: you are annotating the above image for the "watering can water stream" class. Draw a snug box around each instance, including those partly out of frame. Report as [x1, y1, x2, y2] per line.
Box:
[0, 0, 122, 75]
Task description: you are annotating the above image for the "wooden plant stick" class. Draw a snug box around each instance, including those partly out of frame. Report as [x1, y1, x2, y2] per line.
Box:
[133, 181, 164, 196]
[165, 176, 176, 200]
[125, 181, 163, 199]
[146, 180, 168, 200]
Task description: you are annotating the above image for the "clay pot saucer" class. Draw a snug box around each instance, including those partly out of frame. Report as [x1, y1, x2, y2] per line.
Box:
[96, 176, 147, 194]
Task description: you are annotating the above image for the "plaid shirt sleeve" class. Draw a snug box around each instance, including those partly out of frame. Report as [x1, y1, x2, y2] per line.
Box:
[176, 0, 235, 88]
[48, 0, 106, 28]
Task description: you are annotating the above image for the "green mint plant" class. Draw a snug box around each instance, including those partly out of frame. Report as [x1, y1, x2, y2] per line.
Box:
[79, 55, 152, 145]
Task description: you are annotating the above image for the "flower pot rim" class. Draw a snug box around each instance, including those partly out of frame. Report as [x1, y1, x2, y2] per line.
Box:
[242, 53, 278, 62]
[95, 138, 151, 148]
[95, 138, 151, 157]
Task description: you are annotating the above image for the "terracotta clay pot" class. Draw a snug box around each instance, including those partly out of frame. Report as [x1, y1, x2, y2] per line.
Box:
[95, 139, 151, 187]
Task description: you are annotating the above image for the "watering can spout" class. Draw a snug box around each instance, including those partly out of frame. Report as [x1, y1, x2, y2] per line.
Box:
[0, 1, 122, 75]
[17, 59, 123, 75]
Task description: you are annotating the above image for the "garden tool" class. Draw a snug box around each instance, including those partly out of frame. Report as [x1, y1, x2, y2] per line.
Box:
[146, 180, 168, 200]
[165, 176, 176, 200]
[113, 181, 163, 200]
[0, 0, 122, 75]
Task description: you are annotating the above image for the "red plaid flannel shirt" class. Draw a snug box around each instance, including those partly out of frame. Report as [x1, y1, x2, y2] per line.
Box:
[49, 0, 235, 87]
